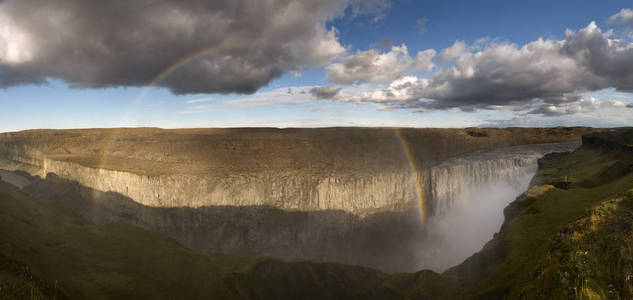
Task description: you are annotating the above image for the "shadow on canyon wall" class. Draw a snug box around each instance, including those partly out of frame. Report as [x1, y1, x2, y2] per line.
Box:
[6, 171, 430, 273]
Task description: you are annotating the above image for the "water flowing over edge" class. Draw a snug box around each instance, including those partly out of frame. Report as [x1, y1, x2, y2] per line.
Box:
[419, 142, 580, 271]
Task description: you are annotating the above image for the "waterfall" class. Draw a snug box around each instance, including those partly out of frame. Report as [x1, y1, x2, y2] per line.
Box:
[430, 155, 538, 217]
[418, 142, 579, 272]
[429, 142, 579, 216]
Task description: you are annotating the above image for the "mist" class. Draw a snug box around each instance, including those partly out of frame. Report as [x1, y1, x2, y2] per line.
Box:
[420, 171, 535, 272]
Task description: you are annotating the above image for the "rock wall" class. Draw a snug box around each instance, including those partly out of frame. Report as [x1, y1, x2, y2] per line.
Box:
[0, 134, 419, 215]
[429, 143, 578, 216]
[4, 156, 418, 215]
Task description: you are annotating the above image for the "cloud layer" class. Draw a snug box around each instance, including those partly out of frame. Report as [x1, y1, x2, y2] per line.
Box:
[0, 0, 389, 94]
[354, 21, 633, 115]
[1, 1, 631, 127]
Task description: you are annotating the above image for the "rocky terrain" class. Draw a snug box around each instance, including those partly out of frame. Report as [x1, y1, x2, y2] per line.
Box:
[0, 127, 631, 299]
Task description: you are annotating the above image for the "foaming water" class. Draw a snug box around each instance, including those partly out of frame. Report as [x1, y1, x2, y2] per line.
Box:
[415, 143, 578, 272]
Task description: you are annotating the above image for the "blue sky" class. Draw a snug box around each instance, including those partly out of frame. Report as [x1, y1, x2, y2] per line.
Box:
[1, 0, 632, 132]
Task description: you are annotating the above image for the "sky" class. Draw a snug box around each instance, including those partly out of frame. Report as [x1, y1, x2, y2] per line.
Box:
[1, 0, 632, 132]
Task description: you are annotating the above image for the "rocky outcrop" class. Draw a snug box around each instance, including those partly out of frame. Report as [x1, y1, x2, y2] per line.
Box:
[581, 128, 633, 152]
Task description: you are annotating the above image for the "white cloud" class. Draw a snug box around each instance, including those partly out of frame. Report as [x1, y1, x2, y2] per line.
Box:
[0, 10, 35, 65]
[439, 41, 467, 63]
[326, 44, 435, 84]
[347, 22, 633, 115]
[226, 86, 319, 107]
[482, 103, 633, 128]
[177, 107, 232, 115]
[360, 76, 429, 103]
[184, 97, 214, 104]
[608, 8, 633, 37]
[527, 97, 627, 116]
[608, 8, 633, 25]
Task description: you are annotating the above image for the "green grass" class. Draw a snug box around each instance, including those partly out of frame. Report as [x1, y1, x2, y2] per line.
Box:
[0, 252, 67, 299]
[0, 181, 265, 299]
[523, 190, 633, 298]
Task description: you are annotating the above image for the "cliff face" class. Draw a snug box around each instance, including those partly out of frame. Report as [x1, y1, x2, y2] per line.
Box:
[0, 127, 594, 216]
[39, 158, 418, 214]
[0, 154, 420, 215]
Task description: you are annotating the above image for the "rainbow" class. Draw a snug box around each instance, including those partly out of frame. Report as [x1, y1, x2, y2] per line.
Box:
[141, 47, 223, 97]
[121, 45, 223, 121]
[92, 46, 223, 199]
[394, 128, 428, 224]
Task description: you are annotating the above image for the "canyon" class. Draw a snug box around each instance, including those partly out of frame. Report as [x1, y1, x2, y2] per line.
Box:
[0, 127, 590, 272]
[2, 127, 632, 299]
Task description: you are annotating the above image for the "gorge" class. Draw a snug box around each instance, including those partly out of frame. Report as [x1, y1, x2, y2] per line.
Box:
[2, 127, 633, 299]
[0, 127, 588, 272]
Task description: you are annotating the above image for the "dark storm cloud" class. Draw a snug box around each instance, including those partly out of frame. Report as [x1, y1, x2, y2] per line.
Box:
[310, 86, 342, 99]
[356, 21, 633, 114]
[0, 0, 388, 94]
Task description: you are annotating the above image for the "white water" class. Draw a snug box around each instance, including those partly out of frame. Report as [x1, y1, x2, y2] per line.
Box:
[418, 142, 579, 272]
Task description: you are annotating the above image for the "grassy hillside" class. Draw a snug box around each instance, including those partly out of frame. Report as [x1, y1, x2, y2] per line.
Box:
[0, 180, 260, 299]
